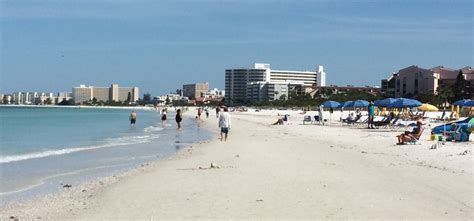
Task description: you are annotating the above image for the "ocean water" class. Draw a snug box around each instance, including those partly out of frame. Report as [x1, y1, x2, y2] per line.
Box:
[0, 106, 211, 205]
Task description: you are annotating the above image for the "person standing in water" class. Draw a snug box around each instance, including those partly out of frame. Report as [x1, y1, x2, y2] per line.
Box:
[129, 111, 137, 128]
[197, 108, 202, 120]
[161, 108, 167, 128]
[218, 107, 231, 142]
[175, 109, 183, 130]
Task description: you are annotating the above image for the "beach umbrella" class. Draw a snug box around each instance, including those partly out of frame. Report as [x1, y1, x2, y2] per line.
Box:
[338, 101, 354, 108]
[322, 101, 340, 124]
[453, 99, 472, 106]
[373, 99, 383, 106]
[464, 100, 474, 107]
[351, 100, 369, 107]
[418, 103, 439, 111]
[374, 98, 397, 107]
[322, 100, 341, 108]
[388, 98, 422, 108]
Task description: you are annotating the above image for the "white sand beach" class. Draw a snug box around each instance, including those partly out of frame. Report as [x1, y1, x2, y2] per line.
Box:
[1, 110, 473, 220]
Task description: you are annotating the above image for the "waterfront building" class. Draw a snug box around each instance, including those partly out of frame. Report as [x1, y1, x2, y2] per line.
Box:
[72, 84, 139, 104]
[118, 87, 139, 102]
[12, 92, 24, 104]
[72, 85, 93, 103]
[56, 92, 73, 104]
[183, 83, 209, 99]
[381, 65, 473, 98]
[154, 94, 188, 105]
[202, 88, 225, 98]
[246, 81, 306, 103]
[4, 95, 12, 104]
[225, 63, 326, 105]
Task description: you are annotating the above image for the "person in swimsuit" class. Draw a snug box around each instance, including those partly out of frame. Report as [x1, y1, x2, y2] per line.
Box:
[129, 111, 137, 128]
[161, 108, 167, 128]
[175, 109, 183, 130]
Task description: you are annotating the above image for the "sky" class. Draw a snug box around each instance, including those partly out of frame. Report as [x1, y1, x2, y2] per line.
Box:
[1, 0, 472, 96]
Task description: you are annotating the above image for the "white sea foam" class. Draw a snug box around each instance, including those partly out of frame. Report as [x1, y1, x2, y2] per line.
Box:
[0, 134, 161, 164]
[144, 126, 164, 133]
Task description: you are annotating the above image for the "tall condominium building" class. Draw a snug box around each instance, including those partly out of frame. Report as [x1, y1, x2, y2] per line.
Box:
[246, 81, 305, 103]
[381, 65, 473, 98]
[72, 84, 139, 104]
[182, 82, 209, 99]
[225, 63, 326, 105]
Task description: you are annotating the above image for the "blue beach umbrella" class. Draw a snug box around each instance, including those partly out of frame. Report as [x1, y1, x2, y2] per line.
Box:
[388, 98, 422, 108]
[351, 100, 369, 107]
[453, 99, 472, 106]
[375, 98, 397, 107]
[338, 101, 354, 108]
[465, 100, 474, 107]
[373, 99, 383, 106]
[322, 100, 341, 108]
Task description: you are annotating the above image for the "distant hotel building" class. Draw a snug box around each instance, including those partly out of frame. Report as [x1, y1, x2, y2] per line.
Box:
[381, 65, 473, 98]
[72, 84, 139, 104]
[246, 81, 306, 102]
[182, 82, 209, 99]
[225, 63, 326, 105]
[7, 92, 57, 105]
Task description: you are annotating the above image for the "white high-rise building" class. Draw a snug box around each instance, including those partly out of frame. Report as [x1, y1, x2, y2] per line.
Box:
[225, 63, 326, 105]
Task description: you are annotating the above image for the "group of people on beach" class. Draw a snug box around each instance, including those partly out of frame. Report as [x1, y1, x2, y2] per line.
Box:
[129, 106, 232, 141]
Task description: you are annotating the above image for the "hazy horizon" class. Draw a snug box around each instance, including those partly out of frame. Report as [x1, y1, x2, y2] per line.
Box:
[1, 0, 473, 96]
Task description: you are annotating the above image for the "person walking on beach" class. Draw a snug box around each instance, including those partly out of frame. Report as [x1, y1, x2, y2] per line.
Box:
[218, 107, 231, 142]
[161, 108, 167, 128]
[216, 107, 220, 118]
[175, 109, 183, 130]
[368, 101, 375, 129]
[318, 105, 324, 125]
[129, 111, 137, 128]
[205, 109, 210, 118]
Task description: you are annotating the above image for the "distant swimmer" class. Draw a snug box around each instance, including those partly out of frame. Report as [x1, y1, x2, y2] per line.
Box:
[161, 108, 167, 128]
[175, 109, 183, 130]
[130, 111, 137, 128]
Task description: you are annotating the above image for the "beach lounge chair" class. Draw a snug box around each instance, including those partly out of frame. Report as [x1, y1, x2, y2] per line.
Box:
[343, 114, 361, 125]
[398, 128, 424, 145]
[303, 115, 313, 125]
[355, 116, 369, 127]
[373, 116, 392, 128]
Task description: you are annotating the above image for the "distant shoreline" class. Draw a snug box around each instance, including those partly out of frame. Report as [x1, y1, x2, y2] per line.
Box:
[0, 104, 155, 111]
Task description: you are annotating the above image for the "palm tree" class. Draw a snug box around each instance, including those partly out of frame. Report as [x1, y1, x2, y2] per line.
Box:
[437, 83, 454, 104]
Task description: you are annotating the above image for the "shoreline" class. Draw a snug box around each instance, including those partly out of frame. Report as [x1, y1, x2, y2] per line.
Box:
[1, 111, 214, 218]
[1, 110, 472, 220]
[0, 109, 211, 211]
[0, 104, 156, 111]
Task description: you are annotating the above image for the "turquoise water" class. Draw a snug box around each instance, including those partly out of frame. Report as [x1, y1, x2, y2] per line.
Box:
[1, 106, 160, 162]
[0, 106, 211, 205]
